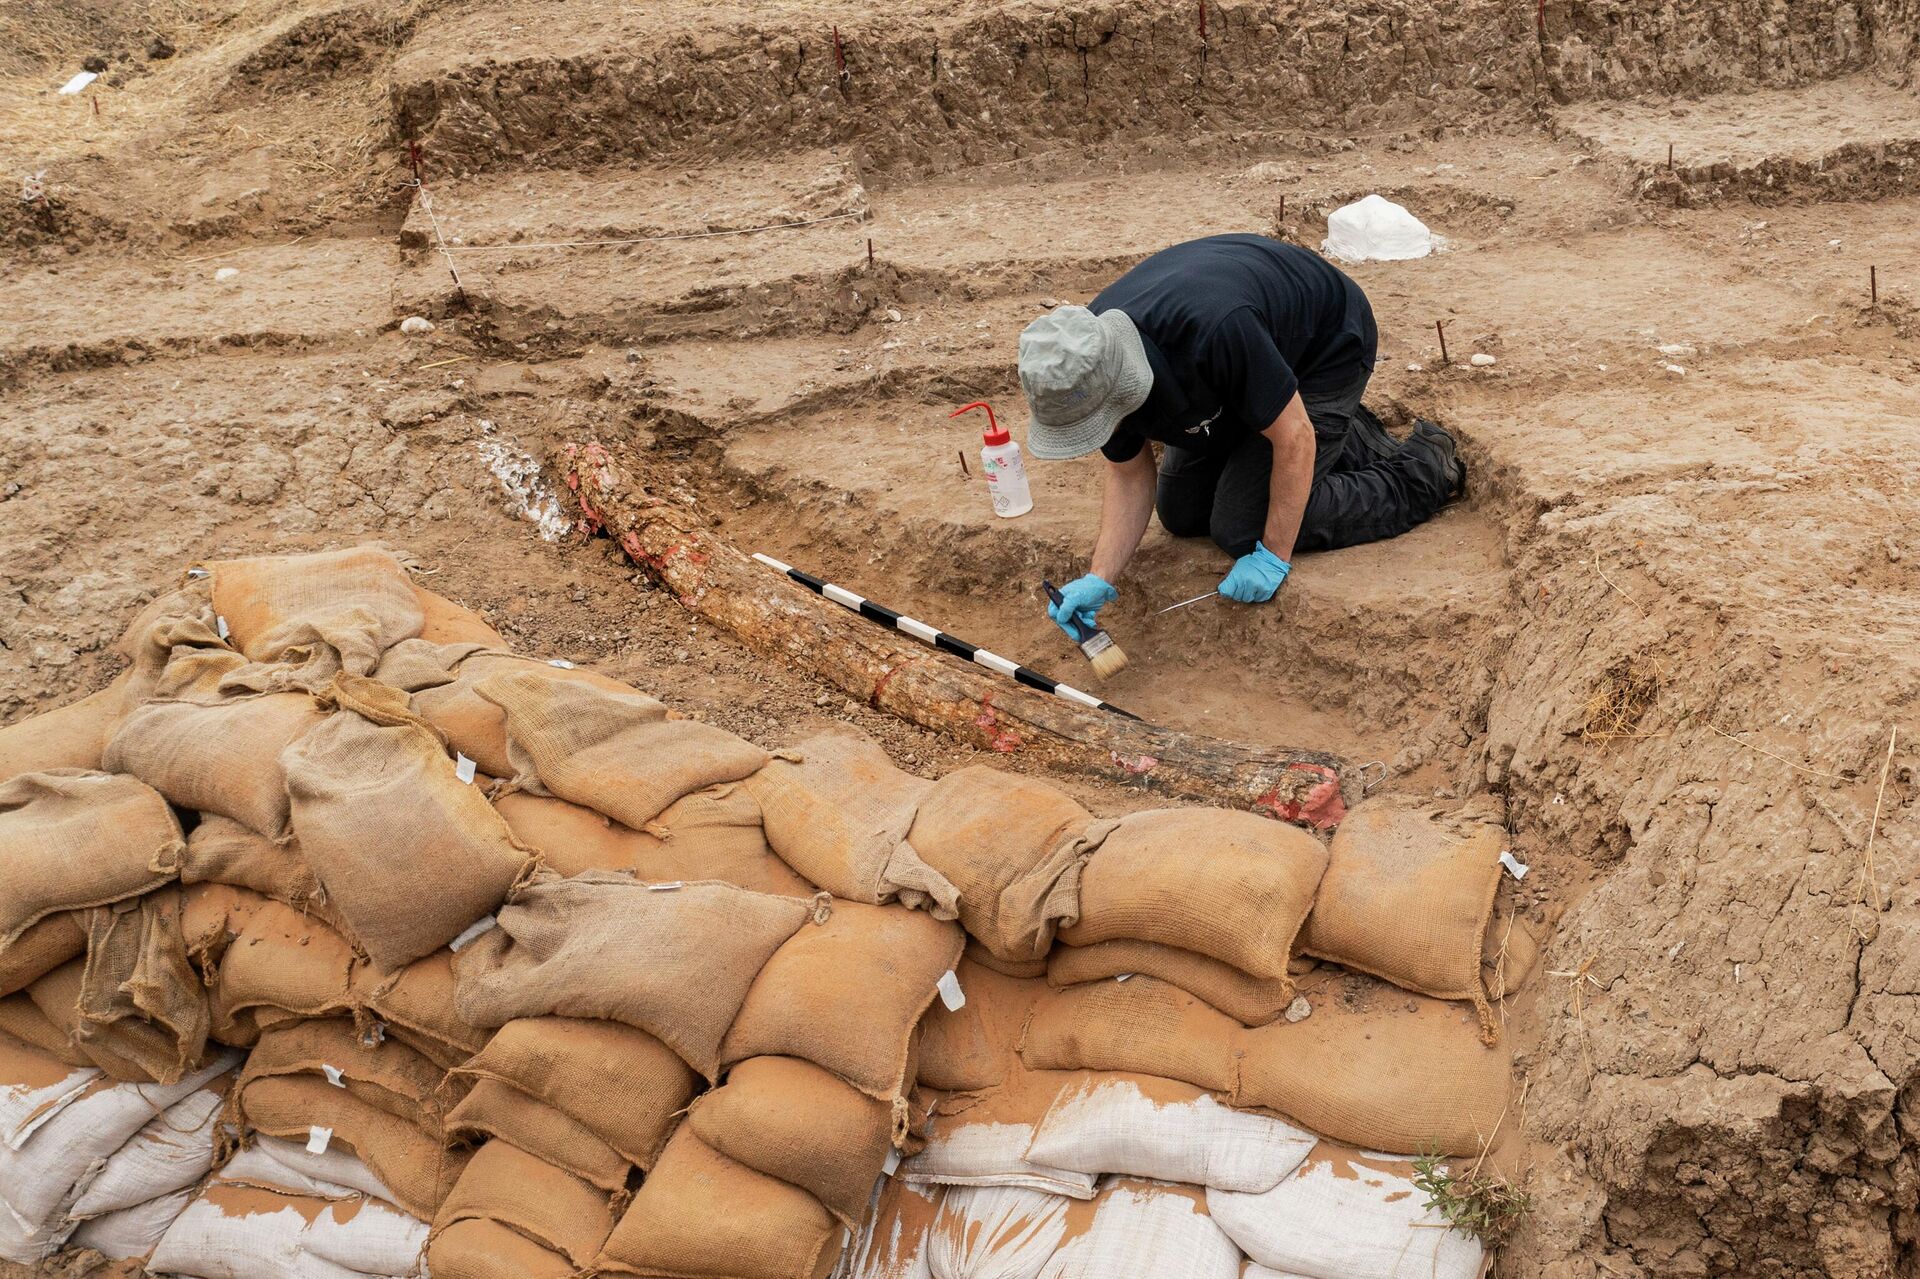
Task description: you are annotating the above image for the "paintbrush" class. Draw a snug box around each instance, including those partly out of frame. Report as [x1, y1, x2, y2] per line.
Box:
[1042, 580, 1129, 680]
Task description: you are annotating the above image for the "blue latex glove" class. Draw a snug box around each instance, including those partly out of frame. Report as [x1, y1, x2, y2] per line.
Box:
[1048, 574, 1117, 639]
[1218, 542, 1291, 603]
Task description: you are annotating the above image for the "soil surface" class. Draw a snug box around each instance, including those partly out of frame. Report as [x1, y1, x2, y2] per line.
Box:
[4, 3, 1920, 1277]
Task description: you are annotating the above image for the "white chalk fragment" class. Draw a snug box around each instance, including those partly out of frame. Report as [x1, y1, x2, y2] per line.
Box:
[1470, 353, 1497, 367]
[1499, 850, 1531, 880]
[1664, 363, 1687, 376]
[1656, 343, 1694, 357]
[400, 316, 435, 335]
[882, 308, 903, 323]
[447, 915, 497, 952]
[58, 71, 98, 95]
[1284, 996, 1312, 1023]
[1406, 362, 1424, 372]
[214, 267, 240, 284]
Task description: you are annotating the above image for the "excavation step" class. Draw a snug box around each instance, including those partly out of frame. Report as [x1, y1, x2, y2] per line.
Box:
[0, 239, 399, 384]
[1555, 75, 1920, 206]
[716, 388, 1511, 762]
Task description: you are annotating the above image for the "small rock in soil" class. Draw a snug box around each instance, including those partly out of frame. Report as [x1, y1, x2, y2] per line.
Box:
[146, 36, 175, 59]
[1284, 996, 1312, 1023]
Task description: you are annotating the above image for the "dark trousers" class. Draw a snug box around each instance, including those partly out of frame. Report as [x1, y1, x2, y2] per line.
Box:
[1155, 369, 1458, 558]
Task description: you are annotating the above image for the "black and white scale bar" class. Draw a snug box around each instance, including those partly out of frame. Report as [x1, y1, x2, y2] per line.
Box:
[751, 554, 1142, 721]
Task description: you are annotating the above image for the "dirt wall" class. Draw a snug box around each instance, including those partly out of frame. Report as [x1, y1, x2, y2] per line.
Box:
[392, 0, 1892, 181]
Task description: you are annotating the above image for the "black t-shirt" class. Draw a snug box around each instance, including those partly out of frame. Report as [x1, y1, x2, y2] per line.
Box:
[1094, 235, 1376, 463]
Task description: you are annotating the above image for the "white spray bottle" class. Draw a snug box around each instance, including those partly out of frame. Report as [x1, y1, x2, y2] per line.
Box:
[952, 401, 1032, 518]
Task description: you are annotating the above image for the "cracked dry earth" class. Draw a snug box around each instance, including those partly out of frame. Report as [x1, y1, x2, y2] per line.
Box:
[4, 0, 1920, 1275]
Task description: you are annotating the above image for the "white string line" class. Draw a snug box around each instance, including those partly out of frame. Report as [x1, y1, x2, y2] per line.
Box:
[439, 209, 869, 253]
[416, 185, 469, 298]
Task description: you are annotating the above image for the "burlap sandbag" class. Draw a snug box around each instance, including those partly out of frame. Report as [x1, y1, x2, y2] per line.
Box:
[429, 1218, 575, 1279]
[413, 584, 509, 647]
[105, 692, 327, 838]
[454, 874, 817, 1079]
[962, 937, 1050, 979]
[198, 894, 358, 1045]
[455, 1017, 697, 1170]
[445, 1076, 631, 1193]
[240, 1018, 449, 1131]
[905, 767, 1094, 963]
[433, 1139, 615, 1267]
[902, 1066, 1092, 1199]
[0, 913, 85, 998]
[476, 669, 769, 830]
[917, 961, 1048, 1093]
[0, 679, 129, 786]
[1018, 977, 1243, 1095]
[235, 1072, 466, 1218]
[745, 735, 957, 915]
[178, 815, 341, 928]
[1302, 796, 1505, 1038]
[401, 650, 637, 780]
[1048, 939, 1294, 1027]
[0, 991, 90, 1066]
[283, 674, 533, 970]
[597, 1126, 839, 1279]
[494, 786, 815, 895]
[1235, 969, 1510, 1156]
[722, 899, 962, 1099]
[1058, 807, 1327, 984]
[0, 771, 182, 949]
[352, 948, 491, 1069]
[689, 1056, 895, 1229]
[206, 545, 424, 683]
[73, 888, 210, 1084]
[1482, 911, 1542, 1001]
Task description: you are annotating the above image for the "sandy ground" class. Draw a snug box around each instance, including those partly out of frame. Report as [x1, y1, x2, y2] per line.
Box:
[4, 2, 1920, 1275]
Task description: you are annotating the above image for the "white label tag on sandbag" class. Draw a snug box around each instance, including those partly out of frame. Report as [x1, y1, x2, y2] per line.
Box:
[645, 881, 684, 892]
[548, 658, 575, 669]
[454, 752, 477, 784]
[883, 1148, 901, 1175]
[186, 567, 210, 579]
[322, 1065, 345, 1088]
[306, 1126, 333, 1154]
[1499, 851, 1531, 880]
[360, 1020, 387, 1047]
[448, 915, 497, 952]
[215, 615, 230, 640]
[936, 970, 965, 1011]
[1114, 972, 1136, 982]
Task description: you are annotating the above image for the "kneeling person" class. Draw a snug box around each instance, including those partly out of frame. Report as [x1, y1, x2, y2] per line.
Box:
[1017, 233, 1463, 640]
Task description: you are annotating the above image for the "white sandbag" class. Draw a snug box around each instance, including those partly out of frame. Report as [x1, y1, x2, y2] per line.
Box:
[1205, 1145, 1484, 1279]
[904, 1120, 1094, 1200]
[928, 1184, 1070, 1279]
[0, 1051, 236, 1239]
[148, 1177, 426, 1279]
[0, 1186, 78, 1262]
[1024, 1074, 1316, 1194]
[245, 1133, 405, 1207]
[219, 1146, 363, 1201]
[1037, 1179, 1240, 1279]
[1322, 195, 1443, 264]
[68, 1187, 192, 1260]
[0, 1049, 99, 1148]
[68, 1085, 225, 1218]
[846, 1175, 939, 1279]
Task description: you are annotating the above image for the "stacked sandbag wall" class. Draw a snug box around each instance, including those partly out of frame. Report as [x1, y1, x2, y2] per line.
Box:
[0, 545, 1540, 1279]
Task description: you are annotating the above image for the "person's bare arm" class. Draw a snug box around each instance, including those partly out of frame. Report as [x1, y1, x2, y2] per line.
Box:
[1259, 393, 1316, 561]
[1090, 448, 1159, 582]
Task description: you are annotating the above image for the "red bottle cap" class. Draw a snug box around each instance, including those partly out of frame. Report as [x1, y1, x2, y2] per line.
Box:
[951, 401, 1009, 446]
